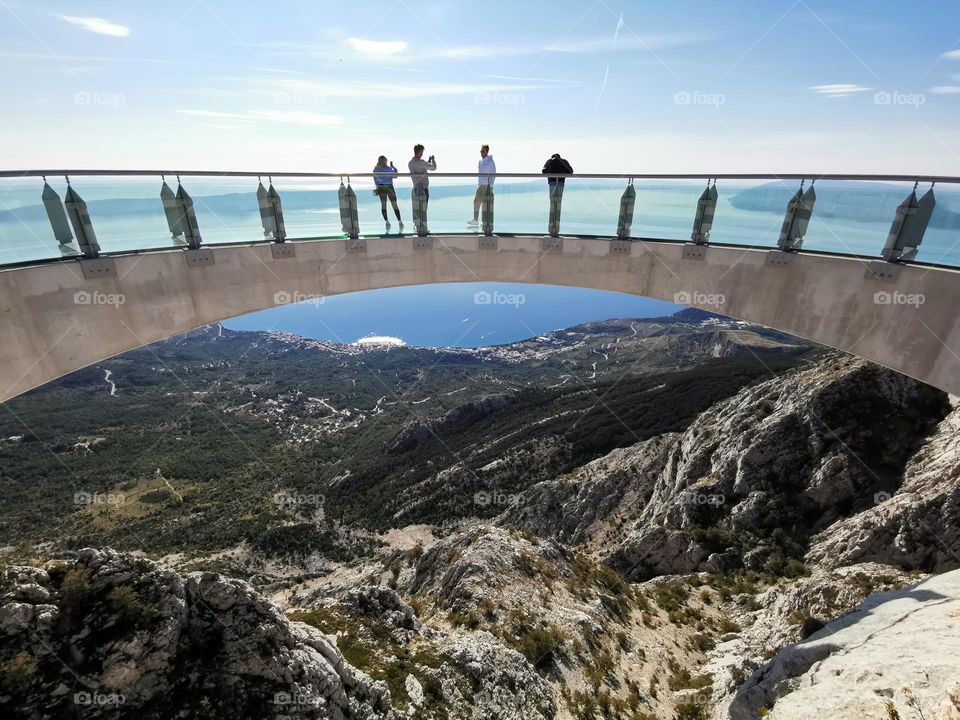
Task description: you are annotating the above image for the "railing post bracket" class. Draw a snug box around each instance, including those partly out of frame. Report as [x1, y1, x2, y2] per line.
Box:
[79, 257, 116, 280]
[270, 244, 296, 259]
[184, 248, 215, 267]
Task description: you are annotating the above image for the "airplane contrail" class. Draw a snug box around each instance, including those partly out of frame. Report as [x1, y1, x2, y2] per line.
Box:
[600, 14, 624, 107]
[596, 64, 610, 107]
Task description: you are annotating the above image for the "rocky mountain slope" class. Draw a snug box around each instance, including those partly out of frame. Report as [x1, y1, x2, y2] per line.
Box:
[0, 312, 813, 555]
[504, 354, 949, 579]
[0, 548, 394, 719]
[2, 314, 960, 719]
[725, 568, 960, 720]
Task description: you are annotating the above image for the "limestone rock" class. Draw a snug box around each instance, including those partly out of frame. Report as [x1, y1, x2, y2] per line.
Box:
[0, 548, 395, 719]
[724, 569, 960, 720]
[505, 355, 949, 579]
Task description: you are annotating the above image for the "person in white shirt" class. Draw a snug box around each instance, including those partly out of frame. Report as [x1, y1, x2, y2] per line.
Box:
[467, 144, 496, 225]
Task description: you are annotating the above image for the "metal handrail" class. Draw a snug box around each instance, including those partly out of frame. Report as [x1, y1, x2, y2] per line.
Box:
[1, 170, 958, 183]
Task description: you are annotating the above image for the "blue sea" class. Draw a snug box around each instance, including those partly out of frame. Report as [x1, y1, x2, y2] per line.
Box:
[221, 283, 680, 347]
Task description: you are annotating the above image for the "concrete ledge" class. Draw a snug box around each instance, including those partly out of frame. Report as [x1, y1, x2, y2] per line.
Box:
[1, 235, 959, 402]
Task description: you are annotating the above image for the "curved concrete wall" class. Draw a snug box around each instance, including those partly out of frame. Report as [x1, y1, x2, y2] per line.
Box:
[1, 235, 959, 403]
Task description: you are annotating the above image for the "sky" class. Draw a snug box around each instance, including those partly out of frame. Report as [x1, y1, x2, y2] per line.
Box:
[2, 0, 960, 175]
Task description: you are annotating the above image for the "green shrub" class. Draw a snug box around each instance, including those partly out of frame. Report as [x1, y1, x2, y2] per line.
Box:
[59, 567, 95, 609]
[107, 585, 157, 625]
[0, 651, 36, 693]
[515, 624, 567, 670]
[690, 633, 715, 653]
[653, 580, 689, 613]
[716, 616, 741, 634]
[674, 701, 708, 720]
[667, 659, 712, 692]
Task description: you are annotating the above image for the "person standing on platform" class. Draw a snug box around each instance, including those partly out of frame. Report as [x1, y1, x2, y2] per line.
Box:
[542, 153, 573, 237]
[408, 144, 437, 204]
[373, 155, 403, 231]
[467, 144, 496, 226]
[542, 153, 573, 194]
[408, 144, 437, 235]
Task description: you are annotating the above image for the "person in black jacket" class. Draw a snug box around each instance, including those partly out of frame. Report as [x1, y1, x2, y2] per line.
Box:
[542, 153, 573, 187]
[542, 154, 573, 236]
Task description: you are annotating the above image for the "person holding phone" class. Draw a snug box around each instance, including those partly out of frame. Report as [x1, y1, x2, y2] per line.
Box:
[373, 155, 403, 231]
[408, 144, 437, 204]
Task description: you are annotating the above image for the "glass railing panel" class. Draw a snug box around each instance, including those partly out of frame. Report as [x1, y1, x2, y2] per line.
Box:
[179, 175, 277, 245]
[266, 176, 347, 240]
[708, 180, 794, 247]
[67, 175, 174, 254]
[918, 188, 960, 266]
[403, 180, 497, 236]
[801, 180, 914, 258]
[0, 177, 64, 265]
[631, 181, 711, 241]
[480, 180, 548, 235]
[552, 179, 622, 236]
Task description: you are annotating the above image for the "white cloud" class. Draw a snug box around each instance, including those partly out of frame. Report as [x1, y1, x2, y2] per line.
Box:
[177, 109, 342, 126]
[252, 30, 701, 63]
[275, 78, 540, 99]
[429, 32, 700, 59]
[58, 15, 130, 38]
[347, 38, 407, 55]
[249, 110, 342, 126]
[943, 50, 960, 60]
[0, 51, 226, 68]
[808, 83, 871, 97]
[482, 74, 576, 84]
[431, 45, 525, 59]
[176, 109, 255, 122]
[930, 86, 960, 94]
[544, 32, 701, 54]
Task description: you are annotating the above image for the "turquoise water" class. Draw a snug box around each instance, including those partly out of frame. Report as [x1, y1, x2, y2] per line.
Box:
[1, 177, 958, 266]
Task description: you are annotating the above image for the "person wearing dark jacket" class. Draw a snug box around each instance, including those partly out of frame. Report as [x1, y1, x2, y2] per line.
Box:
[542, 154, 573, 236]
[542, 153, 573, 186]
